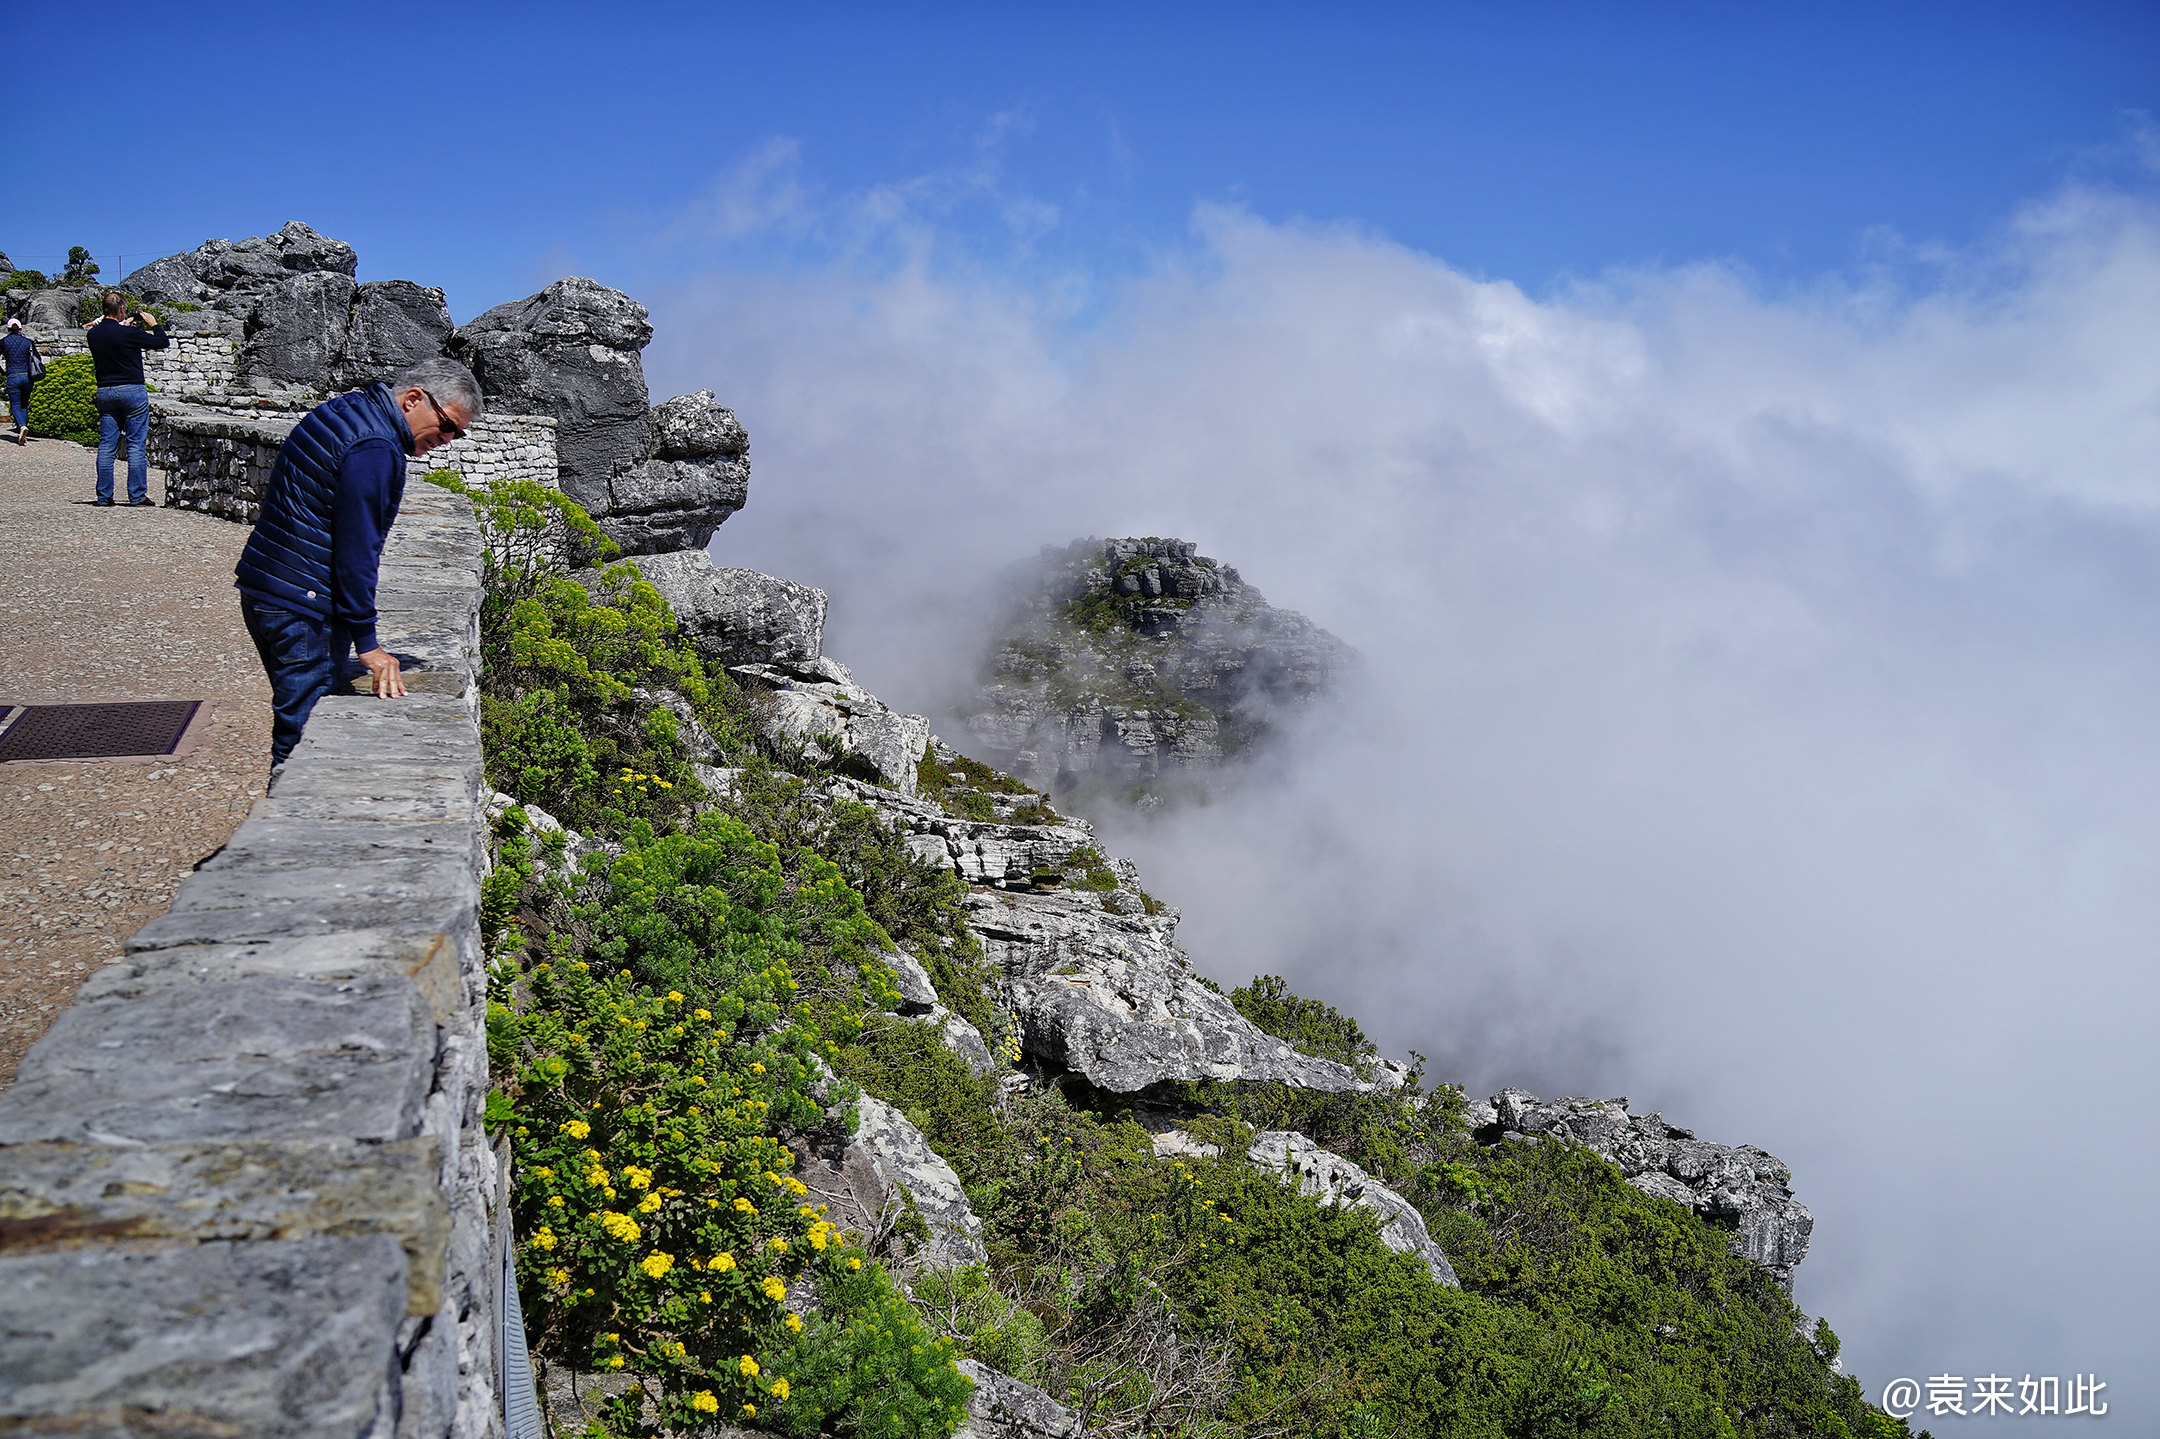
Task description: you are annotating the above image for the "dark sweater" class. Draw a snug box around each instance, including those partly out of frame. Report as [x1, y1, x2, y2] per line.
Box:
[86, 317, 170, 387]
[234, 385, 412, 656]
[2, 332, 36, 377]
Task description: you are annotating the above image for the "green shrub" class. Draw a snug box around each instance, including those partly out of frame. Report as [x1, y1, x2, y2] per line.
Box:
[0, 268, 46, 292]
[60, 246, 99, 286]
[26, 354, 97, 444]
[1229, 974, 1373, 1069]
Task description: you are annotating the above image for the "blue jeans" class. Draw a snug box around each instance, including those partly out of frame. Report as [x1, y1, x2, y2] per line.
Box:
[95, 383, 151, 504]
[6, 374, 28, 429]
[240, 595, 360, 765]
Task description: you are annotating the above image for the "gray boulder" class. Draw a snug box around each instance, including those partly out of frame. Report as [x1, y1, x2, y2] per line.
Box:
[240, 270, 357, 390]
[651, 389, 748, 459]
[955, 1359, 1085, 1439]
[335, 279, 453, 390]
[191, 221, 357, 293]
[802, 1092, 987, 1273]
[448, 277, 654, 519]
[964, 887, 1368, 1095]
[121, 251, 210, 305]
[602, 455, 749, 554]
[1246, 1131, 1458, 1287]
[632, 551, 825, 668]
[734, 660, 931, 797]
[1484, 1089, 1815, 1285]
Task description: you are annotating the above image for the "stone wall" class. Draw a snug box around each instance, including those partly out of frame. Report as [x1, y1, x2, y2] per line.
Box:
[0, 482, 528, 1438]
[148, 407, 561, 525]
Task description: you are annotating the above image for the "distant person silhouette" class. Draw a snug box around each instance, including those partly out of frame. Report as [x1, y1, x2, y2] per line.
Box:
[84, 290, 168, 505]
[1, 319, 37, 444]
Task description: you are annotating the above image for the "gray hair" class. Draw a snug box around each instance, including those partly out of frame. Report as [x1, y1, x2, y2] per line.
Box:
[391, 356, 485, 420]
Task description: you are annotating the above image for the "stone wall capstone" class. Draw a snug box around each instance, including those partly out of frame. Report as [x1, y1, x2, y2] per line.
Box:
[0, 481, 526, 1438]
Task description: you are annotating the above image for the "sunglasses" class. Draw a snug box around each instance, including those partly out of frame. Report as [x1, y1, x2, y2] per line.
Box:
[421, 390, 466, 443]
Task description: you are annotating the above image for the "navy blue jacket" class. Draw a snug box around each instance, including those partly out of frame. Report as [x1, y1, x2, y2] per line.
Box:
[86, 317, 169, 387]
[235, 384, 413, 654]
[2, 332, 37, 377]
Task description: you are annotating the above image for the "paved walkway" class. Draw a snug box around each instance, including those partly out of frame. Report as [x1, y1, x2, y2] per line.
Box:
[0, 436, 272, 1083]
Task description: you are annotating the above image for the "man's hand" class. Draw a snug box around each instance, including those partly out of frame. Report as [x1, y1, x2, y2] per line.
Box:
[357, 647, 406, 698]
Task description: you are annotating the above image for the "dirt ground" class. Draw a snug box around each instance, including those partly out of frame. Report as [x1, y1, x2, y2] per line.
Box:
[0, 434, 272, 1084]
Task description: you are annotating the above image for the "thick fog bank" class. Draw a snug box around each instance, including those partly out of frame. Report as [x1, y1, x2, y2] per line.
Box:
[647, 181, 2160, 1429]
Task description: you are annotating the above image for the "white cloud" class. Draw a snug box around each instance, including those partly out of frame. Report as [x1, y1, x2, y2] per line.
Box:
[644, 178, 2160, 1427]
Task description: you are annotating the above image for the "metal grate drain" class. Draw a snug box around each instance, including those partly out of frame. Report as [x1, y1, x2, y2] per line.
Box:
[0, 701, 204, 762]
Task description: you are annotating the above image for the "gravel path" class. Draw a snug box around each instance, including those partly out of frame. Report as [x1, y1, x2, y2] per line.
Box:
[0, 435, 272, 1083]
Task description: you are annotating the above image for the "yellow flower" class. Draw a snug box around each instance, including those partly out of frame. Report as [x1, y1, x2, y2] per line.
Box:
[560, 1120, 590, 1139]
[585, 1166, 609, 1187]
[769, 1378, 790, 1402]
[711, 1252, 737, 1272]
[599, 1211, 642, 1243]
[769, 1237, 788, 1253]
[787, 1177, 808, 1196]
[700, 1291, 712, 1303]
[741, 1404, 756, 1418]
[607, 1356, 624, 1370]
[808, 1228, 829, 1252]
[738, 1355, 761, 1378]
[639, 1252, 674, 1279]
[694, 1008, 711, 1020]
[667, 991, 684, 1003]
[751, 1062, 765, 1074]
[531, 1228, 557, 1251]
[534, 1167, 554, 1179]
[547, 1195, 565, 1208]
[636, 1192, 663, 1214]
[784, 1312, 803, 1333]
[848, 1257, 863, 1270]
[733, 1197, 757, 1214]
[691, 1392, 719, 1414]
[546, 1267, 571, 1286]
[623, 1165, 653, 1190]
[799, 1204, 819, 1218]
[761, 1276, 787, 1301]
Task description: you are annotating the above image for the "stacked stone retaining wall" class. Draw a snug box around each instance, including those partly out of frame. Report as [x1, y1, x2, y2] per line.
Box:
[0, 481, 527, 1438]
[148, 407, 560, 524]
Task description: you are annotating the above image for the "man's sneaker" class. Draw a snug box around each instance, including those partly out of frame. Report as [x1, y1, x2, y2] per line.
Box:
[93, 499, 114, 507]
[128, 498, 154, 507]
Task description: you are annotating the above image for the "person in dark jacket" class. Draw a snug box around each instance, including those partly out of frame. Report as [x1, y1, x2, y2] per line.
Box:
[84, 290, 170, 505]
[234, 356, 480, 766]
[2, 319, 37, 444]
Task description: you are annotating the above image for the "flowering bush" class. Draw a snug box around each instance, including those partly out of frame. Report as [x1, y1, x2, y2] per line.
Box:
[500, 951, 971, 1436]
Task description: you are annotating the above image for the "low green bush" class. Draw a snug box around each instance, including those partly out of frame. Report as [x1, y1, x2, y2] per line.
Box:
[26, 354, 97, 444]
[0, 268, 47, 292]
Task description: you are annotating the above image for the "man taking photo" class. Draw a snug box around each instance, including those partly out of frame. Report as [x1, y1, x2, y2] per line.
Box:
[235, 356, 481, 766]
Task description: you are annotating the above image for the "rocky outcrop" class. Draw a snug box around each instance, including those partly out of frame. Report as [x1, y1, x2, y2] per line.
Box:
[449, 277, 655, 514]
[963, 537, 1354, 805]
[336, 279, 456, 390]
[968, 887, 1364, 1095]
[1469, 1089, 1814, 1286]
[240, 269, 357, 387]
[733, 656, 931, 798]
[631, 551, 824, 668]
[602, 391, 752, 552]
[799, 1091, 988, 1273]
[955, 1359, 1087, 1439]
[1246, 1131, 1459, 1287]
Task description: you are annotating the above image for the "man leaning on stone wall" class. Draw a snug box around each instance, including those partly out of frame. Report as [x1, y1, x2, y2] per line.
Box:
[234, 356, 481, 767]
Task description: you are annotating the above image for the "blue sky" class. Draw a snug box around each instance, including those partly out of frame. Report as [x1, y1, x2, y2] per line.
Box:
[14, 2, 2159, 314]
[18, 5, 2160, 1430]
